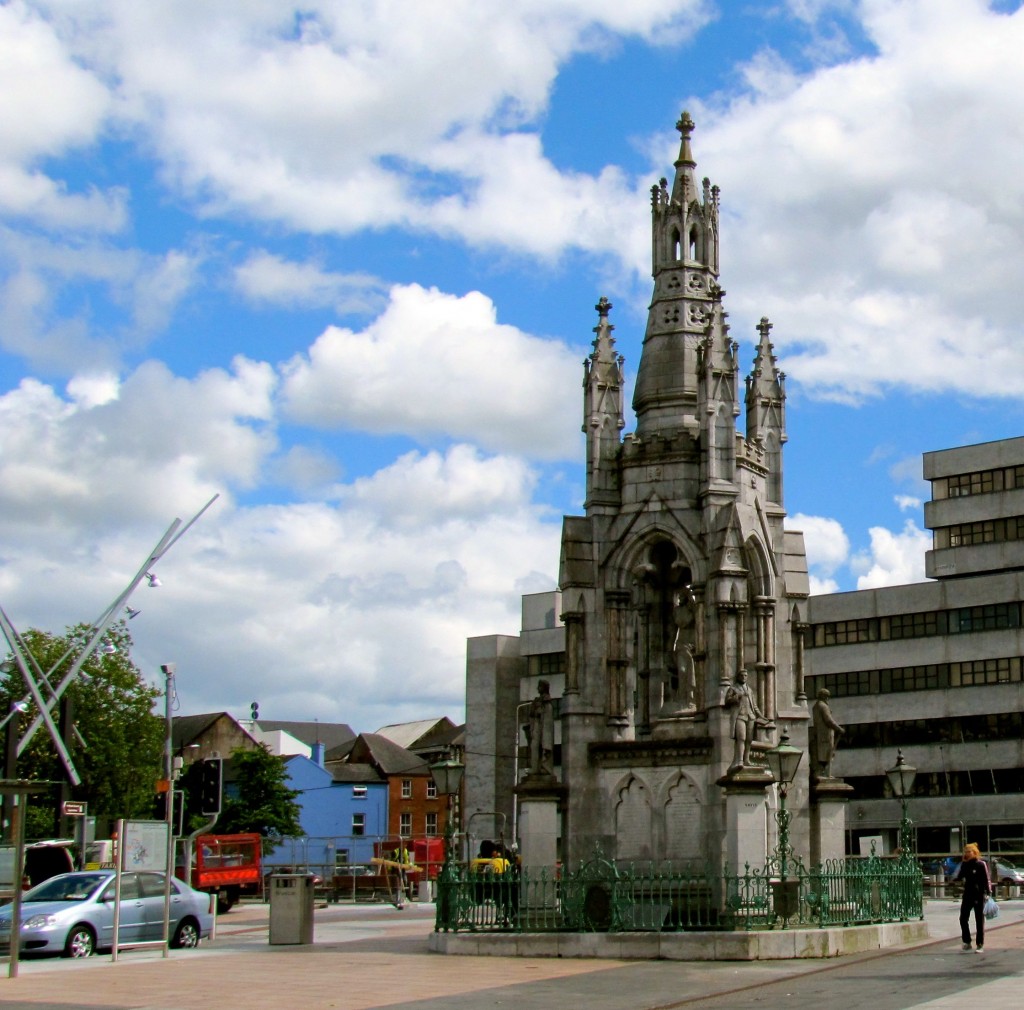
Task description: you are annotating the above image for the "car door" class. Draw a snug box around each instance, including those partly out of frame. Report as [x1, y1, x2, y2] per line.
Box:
[98, 873, 146, 947]
[138, 873, 172, 940]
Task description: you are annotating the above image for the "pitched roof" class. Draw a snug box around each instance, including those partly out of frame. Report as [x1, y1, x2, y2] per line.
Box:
[347, 733, 428, 776]
[329, 762, 386, 785]
[256, 720, 355, 751]
[374, 716, 457, 752]
[171, 712, 252, 750]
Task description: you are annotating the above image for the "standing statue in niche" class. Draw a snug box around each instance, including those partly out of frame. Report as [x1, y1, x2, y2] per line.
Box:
[724, 669, 767, 770]
[672, 586, 697, 709]
[525, 679, 555, 778]
[811, 688, 844, 778]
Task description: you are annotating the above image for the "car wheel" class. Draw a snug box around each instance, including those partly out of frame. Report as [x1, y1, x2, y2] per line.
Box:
[63, 924, 96, 958]
[171, 917, 201, 949]
[216, 891, 235, 913]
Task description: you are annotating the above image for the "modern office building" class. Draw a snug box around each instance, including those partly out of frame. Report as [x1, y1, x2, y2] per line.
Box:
[806, 436, 1024, 860]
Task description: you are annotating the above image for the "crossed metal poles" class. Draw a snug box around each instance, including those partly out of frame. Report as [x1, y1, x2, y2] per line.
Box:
[0, 495, 218, 787]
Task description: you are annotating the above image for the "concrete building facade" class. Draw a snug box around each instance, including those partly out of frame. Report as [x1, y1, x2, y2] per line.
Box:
[807, 436, 1024, 860]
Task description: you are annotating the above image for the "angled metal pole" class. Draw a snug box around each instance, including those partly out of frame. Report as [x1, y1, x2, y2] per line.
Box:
[0, 609, 81, 785]
[0, 495, 219, 784]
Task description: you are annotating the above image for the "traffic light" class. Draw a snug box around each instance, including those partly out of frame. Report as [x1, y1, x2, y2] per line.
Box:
[153, 790, 186, 835]
[199, 757, 223, 815]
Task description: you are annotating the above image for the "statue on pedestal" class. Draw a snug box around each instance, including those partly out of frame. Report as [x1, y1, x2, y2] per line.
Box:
[525, 679, 555, 778]
[724, 669, 767, 771]
[811, 688, 844, 778]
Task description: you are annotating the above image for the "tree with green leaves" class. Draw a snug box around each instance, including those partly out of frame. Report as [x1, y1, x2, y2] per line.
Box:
[212, 744, 302, 853]
[0, 621, 164, 839]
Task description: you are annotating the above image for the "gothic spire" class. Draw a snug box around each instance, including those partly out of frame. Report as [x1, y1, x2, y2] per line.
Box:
[744, 316, 787, 505]
[583, 296, 625, 512]
[632, 112, 722, 437]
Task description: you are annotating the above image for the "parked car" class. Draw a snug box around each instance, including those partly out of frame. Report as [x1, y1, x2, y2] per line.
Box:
[0, 870, 214, 958]
[992, 860, 1024, 886]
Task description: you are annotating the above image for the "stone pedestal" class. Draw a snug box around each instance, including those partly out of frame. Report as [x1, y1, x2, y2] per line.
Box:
[515, 776, 565, 918]
[718, 768, 773, 875]
[810, 777, 853, 866]
[515, 775, 565, 871]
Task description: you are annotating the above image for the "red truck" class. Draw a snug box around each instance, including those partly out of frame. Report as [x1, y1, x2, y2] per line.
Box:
[181, 833, 262, 912]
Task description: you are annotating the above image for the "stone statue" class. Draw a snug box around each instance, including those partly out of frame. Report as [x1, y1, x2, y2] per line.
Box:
[724, 669, 765, 770]
[811, 688, 844, 777]
[526, 679, 555, 777]
[672, 586, 697, 708]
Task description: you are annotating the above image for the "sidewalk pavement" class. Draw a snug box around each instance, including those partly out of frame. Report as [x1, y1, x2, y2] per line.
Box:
[0, 896, 1021, 1010]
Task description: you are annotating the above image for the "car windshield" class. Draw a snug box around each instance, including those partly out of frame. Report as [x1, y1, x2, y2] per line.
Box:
[24, 873, 110, 902]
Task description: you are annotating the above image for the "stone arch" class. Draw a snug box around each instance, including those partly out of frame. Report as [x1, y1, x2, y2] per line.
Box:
[744, 535, 774, 599]
[670, 226, 682, 262]
[613, 773, 653, 862]
[611, 523, 707, 593]
[688, 221, 703, 262]
[660, 771, 704, 862]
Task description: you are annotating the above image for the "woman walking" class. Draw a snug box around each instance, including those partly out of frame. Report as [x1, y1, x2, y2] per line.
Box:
[957, 843, 991, 951]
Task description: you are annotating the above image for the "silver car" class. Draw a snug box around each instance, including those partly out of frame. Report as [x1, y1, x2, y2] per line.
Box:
[0, 870, 214, 957]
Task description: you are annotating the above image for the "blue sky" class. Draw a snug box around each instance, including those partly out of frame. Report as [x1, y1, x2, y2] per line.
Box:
[4, 0, 1024, 732]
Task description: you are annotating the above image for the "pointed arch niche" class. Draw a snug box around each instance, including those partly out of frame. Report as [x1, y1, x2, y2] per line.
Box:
[743, 536, 777, 721]
[614, 774, 653, 861]
[663, 772, 703, 860]
[626, 537, 695, 729]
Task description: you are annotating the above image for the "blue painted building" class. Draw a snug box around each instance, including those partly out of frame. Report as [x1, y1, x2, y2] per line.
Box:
[264, 748, 388, 874]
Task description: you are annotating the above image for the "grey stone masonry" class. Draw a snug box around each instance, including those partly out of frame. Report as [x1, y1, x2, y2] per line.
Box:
[556, 113, 811, 870]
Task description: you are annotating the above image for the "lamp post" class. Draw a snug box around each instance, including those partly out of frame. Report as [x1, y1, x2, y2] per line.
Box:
[765, 730, 803, 922]
[429, 750, 465, 931]
[885, 749, 917, 859]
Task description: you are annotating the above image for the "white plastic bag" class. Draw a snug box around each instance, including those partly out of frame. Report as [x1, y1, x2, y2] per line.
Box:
[984, 896, 999, 920]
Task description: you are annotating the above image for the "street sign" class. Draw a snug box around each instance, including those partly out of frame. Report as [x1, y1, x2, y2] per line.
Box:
[62, 800, 86, 816]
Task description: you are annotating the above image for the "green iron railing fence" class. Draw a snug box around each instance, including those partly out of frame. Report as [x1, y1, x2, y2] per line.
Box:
[435, 853, 923, 934]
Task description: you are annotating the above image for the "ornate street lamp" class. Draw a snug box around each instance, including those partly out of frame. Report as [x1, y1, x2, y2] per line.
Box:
[429, 750, 465, 931]
[765, 730, 803, 922]
[885, 749, 917, 858]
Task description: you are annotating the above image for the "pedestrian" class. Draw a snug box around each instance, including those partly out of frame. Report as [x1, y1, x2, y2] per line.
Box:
[958, 842, 991, 952]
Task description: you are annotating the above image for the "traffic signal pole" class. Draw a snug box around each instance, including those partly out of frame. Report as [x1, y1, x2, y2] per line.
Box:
[161, 663, 176, 959]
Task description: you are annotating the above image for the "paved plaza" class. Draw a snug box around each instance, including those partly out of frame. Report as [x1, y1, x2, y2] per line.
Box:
[0, 897, 1022, 1010]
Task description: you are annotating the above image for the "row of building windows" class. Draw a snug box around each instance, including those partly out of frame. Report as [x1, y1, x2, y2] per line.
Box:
[846, 767, 1024, 801]
[350, 811, 440, 836]
[841, 712, 1023, 750]
[810, 602, 1022, 647]
[807, 656, 1024, 698]
[932, 465, 1024, 500]
[399, 778, 437, 799]
[529, 653, 566, 678]
[933, 515, 1024, 549]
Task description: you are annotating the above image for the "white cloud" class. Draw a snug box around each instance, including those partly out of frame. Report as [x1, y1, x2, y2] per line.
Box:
[0, 230, 200, 371]
[0, 357, 276, 542]
[18, 1, 706, 257]
[0, 3, 122, 230]
[0, 437, 560, 729]
[787, 512, 850, 578]
[852, 519, 930, 589]
[687, 0, 1024, 403]
[234, 251, 386, 315]
[895, 494, 921, 511]
[280, 283, 584, 459]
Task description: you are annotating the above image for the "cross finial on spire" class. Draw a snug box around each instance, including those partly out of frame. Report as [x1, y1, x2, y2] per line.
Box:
[596, 296, 613, 318]
[757, 316, 773, 340]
